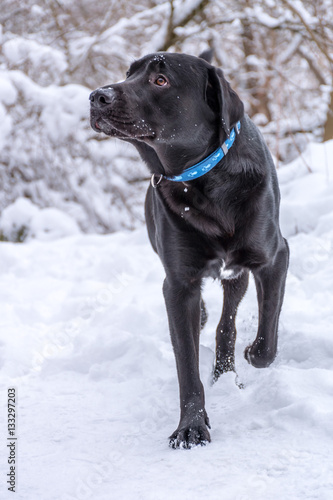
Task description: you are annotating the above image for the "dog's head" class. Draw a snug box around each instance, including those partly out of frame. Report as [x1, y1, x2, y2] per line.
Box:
[90, 52, 244, 151]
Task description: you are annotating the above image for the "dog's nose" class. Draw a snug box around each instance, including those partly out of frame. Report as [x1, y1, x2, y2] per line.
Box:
[89, 88, 115, 107]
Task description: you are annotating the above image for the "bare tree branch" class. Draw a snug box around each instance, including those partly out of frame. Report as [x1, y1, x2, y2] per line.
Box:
[280, 0, 333, 66]
[296, 47, 326, 85]
[157, 0, 210, 52]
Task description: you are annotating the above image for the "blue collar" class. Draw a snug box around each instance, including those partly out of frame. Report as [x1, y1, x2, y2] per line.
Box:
[151, 121, 241, 186]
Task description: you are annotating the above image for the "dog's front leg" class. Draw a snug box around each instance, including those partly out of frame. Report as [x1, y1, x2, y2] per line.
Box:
[163, 277, 211, 449]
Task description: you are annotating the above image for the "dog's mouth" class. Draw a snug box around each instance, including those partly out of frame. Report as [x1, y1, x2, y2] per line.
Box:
[94, 120, 102, 131]
[91, 113, 155, 141]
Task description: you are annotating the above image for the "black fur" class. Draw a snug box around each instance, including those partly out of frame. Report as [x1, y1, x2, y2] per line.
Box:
[90, 52, 289, 449]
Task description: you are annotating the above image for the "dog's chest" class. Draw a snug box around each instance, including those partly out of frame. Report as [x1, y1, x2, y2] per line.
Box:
[203, 257, 240, 281]
[220, 260, 236, 280]
[160, 182, 234, 239]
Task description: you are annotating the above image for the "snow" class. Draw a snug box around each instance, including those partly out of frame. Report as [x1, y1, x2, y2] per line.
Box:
[1, 141, 333, 499]
[0, 102, 13, 150]
[246, 5, 284, 28]
[0, 75, 18, 106]
[278, 141, 333, 237]
[3, 38, 68, 86]
[0, 197, 81, 242]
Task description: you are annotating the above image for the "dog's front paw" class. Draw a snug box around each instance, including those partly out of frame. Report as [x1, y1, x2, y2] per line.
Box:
[169, 409, 211, 449]
[169, 424, 211, 449]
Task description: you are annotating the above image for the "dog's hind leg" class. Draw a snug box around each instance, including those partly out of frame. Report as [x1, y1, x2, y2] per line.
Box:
[213, 270, 249, 382]
[200, 298, 208, 330]
[245, 239, 289, 368]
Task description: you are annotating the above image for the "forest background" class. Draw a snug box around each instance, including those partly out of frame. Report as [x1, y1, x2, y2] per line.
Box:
[0, 0, 332, 236]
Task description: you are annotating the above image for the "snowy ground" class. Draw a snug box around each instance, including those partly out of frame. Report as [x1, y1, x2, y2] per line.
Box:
[1, 141, 333, 500]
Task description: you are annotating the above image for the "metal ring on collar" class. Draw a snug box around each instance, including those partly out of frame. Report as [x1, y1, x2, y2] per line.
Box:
[151, 174, 163, 188]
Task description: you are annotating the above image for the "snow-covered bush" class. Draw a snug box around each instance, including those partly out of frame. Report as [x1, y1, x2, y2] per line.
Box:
[0, 68, 147, 235]
[0, 197, 80, 242]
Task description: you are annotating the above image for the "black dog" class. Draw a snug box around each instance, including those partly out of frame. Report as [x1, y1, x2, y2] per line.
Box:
[90, 51, 289, 449]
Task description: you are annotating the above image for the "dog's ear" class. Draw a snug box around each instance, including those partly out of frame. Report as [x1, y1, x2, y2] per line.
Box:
[206, 67, 244, 139]
[199, 49, 214, 64]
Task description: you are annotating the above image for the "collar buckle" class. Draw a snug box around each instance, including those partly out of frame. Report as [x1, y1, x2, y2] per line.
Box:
[221, 143, 228, 155]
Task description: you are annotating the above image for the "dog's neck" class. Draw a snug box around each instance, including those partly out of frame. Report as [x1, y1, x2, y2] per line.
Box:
[163, 122, 241, 183]
[129, 127, 223, 178]
[155, 141, 221, 176]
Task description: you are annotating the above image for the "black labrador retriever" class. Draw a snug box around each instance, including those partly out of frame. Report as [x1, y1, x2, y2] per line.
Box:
[90, 51, 289, 449]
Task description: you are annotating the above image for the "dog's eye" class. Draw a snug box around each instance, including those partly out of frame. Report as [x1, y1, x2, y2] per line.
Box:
[126, 70, 130, 78]
[154, 76, 168, 87]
